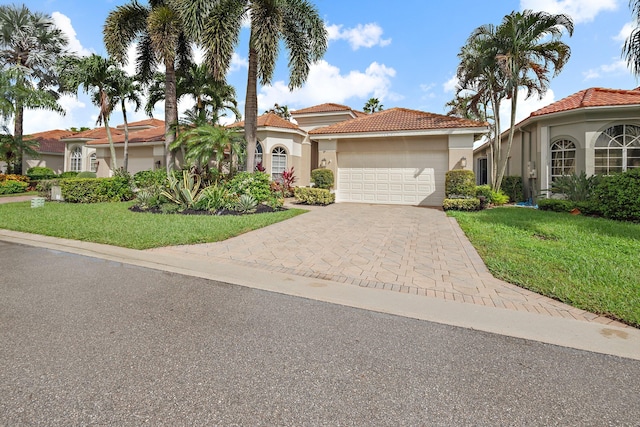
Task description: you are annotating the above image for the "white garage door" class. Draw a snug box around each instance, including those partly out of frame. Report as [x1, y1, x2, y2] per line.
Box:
[337, 151, 448, 206]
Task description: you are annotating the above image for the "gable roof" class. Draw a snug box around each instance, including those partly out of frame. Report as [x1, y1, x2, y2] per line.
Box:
[531, 87, 640, 117]
[309, 108, 487, 135]
[24, 129, 73, 154]
[232, 112, 300, 130]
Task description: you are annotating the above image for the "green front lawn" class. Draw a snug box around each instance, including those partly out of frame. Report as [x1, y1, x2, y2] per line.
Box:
[0, 201, 305, 250]
[0, 191, 37, 198]
[449, 207, 640, 327]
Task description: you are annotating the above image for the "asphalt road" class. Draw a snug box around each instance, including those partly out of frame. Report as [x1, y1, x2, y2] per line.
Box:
[1, 241, 639, 426]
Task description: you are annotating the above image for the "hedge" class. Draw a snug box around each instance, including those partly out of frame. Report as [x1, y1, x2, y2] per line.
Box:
[59, 177, 134, 203]
[443, 197, 481, 211]
[591, 168, 640, 222]
[294, 187, 335, 205]
[502, 175, 524, 202]
[0, 180, 29, 194]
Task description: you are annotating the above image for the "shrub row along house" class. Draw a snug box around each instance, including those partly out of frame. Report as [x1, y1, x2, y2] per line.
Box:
[474, 87, 640, 200]
[19, 104, 487, 206]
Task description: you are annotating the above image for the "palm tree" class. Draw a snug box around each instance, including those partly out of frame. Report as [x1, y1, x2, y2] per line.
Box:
[0, 4, 68, 173]
[145, 63, 241, 122]
[623, 1, 640, 76]
[59, 54, 122, 170]
[104, 0, 192, 174]
[492, 10, 573, 191]
[264, 103, 291, 120]
[454, 10, 573, 191]
[363, 97, 383, 113]
[170, 123, 245, 180]
[173, 0, 328, 172]
[109, 71, 144, 172]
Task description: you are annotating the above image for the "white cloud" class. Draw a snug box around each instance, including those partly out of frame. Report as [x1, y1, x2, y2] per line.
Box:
[326, 23, 391, 50]
[443, 75, 459, 93]
[22, 95, 88, 134]
[229, 52, 248, 73]
[583, 58, 629, 80]
[420, 83, 437, 100]
[615, 22, 635, 45]
[499, 88, 556, 128]
[520, 0, 617, 24]
[257, 60, 396, 111]
[51, 12, 92, 57]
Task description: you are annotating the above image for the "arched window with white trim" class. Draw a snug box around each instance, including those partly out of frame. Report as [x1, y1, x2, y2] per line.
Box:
[271, 146, 287, 182]
[70, 146, 82, 172]
[255, 142, 263, 170]
[550, 139, 576, 181]
[595, 124, 640, 174]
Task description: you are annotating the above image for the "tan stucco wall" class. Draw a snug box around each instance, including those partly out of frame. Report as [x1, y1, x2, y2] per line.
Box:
[24, 154, 64, 174]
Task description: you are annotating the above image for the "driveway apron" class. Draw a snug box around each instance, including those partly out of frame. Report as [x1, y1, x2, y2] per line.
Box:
[149, 203, 625, 326]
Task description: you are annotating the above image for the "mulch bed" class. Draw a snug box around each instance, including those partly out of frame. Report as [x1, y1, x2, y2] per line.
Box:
[128, 204, 284, 216]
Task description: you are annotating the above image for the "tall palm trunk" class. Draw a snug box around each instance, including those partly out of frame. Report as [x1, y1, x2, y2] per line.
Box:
[165, 59, 178, 174]
[244, 37, 258, 173]
[12, 103, 23, 174]
[495, 89, 518, 193]
[121, 99, 130, 172]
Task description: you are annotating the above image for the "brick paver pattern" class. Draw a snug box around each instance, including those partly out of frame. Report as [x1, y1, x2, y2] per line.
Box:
[149, 203, 626, 327]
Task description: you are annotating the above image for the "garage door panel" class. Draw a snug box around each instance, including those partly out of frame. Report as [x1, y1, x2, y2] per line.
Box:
[337, 151, 447, 206]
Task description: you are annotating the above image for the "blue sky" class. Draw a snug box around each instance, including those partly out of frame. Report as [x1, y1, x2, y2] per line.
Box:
[8, 0, 640, 134]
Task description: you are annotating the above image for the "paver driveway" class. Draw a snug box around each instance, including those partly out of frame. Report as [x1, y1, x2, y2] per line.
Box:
[150, 203, 622, 325]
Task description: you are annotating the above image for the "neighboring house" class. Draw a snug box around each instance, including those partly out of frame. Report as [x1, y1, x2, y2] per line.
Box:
[62, 127, 124, 175]
[21, 129, 74, 174]
[474, 87, 640, 200]
[87, 118, 167, 176]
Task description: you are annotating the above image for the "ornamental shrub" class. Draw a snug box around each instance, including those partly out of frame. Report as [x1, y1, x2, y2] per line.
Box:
[537, 198, 574, 213]
[59, 177, 134, 203]
[294, 187, 335, 205]
[591, 168, 640, 222]
[26, 166, 55, 180]
[443, 197, 481, 211]
[133, 169, 167, 190]
[226, 171, 271, 203]
[59, 171, 79, 179]
[502, 176, 524, 202]
[0, 180, 28, 194]
[311, 168, 334, 189]
[445, 170, 475, 198]
[0, 173, 29, 182]
[76, 171, 97, 178]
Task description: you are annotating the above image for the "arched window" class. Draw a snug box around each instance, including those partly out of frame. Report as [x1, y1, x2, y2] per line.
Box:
[595, 124, 640, 174]
[70, 147, 82, 172]
[550, 139, 576, 181]
[271, 146, 287, 182]
[90, 153, 98, 172]
[255, 142, 263, 170]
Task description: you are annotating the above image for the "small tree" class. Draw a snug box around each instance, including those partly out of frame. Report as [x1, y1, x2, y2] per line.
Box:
[363, 97, 383, 113]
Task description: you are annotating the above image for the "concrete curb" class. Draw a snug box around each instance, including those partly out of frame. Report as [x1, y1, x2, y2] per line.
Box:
[1, 228, 638, 361]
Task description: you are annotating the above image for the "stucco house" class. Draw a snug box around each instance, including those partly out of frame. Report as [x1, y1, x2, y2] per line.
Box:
[226, 104, 487, 206]
[21, 129, 74, 174]
[474, 87, 640, 200]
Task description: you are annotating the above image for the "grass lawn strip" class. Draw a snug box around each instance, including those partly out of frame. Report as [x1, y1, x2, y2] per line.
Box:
[449, 207, 640, 327]
[0, 201, 305, 250]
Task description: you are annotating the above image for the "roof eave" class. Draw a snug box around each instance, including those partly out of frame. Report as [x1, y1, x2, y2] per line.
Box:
[311, 126, 489, 140]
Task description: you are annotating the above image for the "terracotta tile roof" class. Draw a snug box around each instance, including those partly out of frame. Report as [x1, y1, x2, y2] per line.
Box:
[231, 113, 300, 130]
[87, 126, 166, 145]
[24, 129, 73, 154]
[118, 118, 165, 129]
[531, 87, 640, 117]
[66, 127, 124, 140]
[309, 108, 487, 135]
[292, 103, 356, 115]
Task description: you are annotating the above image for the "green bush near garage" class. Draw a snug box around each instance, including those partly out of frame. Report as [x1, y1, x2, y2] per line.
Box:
[294, 187, 335, 205]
